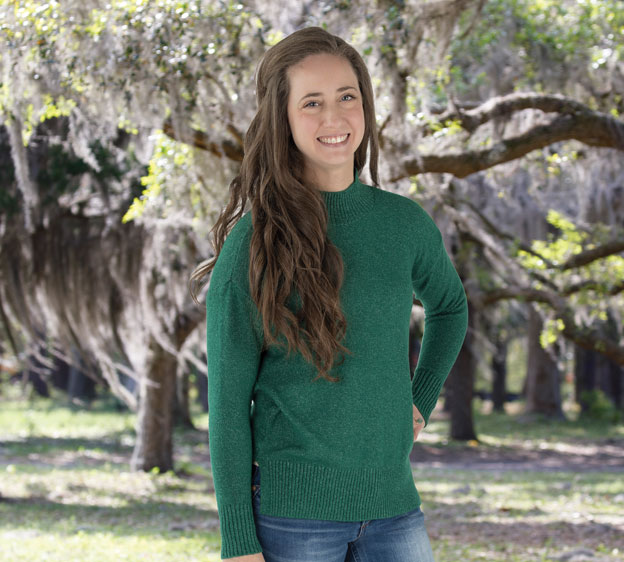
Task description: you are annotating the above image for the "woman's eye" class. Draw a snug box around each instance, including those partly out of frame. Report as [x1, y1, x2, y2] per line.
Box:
[304, 94, 356, 108]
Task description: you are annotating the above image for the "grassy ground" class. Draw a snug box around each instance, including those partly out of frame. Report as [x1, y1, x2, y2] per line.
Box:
[0, 390, 622, 562]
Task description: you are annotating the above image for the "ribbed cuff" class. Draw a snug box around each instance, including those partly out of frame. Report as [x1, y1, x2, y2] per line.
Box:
[219, 502, 262, 559]
[411, 366, 444, 426]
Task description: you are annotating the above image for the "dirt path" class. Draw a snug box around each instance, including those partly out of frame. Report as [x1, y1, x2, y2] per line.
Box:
[409, 438, 624, 472]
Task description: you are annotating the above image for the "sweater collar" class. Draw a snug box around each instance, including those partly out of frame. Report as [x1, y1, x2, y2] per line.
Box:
[319, 167, 375, 224]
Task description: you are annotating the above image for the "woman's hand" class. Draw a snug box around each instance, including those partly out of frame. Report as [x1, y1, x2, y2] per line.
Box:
[223, 554, 265, 562]
[413, 404, 425, 441]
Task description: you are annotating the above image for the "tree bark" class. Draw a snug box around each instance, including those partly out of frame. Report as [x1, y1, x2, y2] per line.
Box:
[174, 368, 195, 429]
[524, 305, 565, 418]
[67, 347, 96, 403]
[491, 338, 508, 412]
[195, 368, 209, 413]
[130, 337, 178, 472]
[447, 298, 477, 441]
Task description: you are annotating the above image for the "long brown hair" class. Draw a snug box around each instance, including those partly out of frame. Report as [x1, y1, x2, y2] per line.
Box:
[190, 26, 380, 382]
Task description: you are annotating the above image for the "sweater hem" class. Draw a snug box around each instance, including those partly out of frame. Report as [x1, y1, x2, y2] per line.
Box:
[256, 456, 421, 520]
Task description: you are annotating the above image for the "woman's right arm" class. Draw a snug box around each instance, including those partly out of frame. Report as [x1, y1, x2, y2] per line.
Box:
[206, 277, 265, 559]
[224, 555, 266, 562]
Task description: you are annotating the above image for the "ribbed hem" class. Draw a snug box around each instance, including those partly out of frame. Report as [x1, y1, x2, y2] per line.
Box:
[218, 502, 263, 559]
[412, 366, 444, 426]
[320, 168, 376, 224]
[257, 457, 420, 520]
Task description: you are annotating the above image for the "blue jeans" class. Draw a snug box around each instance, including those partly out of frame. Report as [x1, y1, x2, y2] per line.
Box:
[251, 463, 435, 562]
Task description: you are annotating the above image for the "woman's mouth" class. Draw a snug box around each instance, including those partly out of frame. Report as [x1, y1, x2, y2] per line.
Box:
[317, 133, 350, 147]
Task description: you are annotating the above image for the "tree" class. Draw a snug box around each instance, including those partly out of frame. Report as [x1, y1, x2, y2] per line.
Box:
[1, 0, 623, 460]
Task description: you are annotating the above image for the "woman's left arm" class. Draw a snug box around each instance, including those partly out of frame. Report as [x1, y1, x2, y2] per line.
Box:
[410, 205, 469, 427]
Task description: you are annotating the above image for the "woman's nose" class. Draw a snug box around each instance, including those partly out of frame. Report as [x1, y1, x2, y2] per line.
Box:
[321, 104, 344, 124]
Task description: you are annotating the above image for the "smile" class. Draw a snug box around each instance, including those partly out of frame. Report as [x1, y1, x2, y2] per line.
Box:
[317, 133, 349, 146]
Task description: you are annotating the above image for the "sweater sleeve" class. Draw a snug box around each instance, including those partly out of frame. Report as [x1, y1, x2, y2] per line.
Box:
[411, 212, 468, 426]
[206, 277, 264, 559]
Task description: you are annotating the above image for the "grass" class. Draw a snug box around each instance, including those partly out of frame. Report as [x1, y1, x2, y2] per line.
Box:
[415, 468, 623, 561]
[0, 390, 622, 561]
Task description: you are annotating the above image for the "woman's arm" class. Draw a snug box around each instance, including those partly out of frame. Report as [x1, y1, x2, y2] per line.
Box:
[206, 278, 265, 559]
[410, 209, 469, 426]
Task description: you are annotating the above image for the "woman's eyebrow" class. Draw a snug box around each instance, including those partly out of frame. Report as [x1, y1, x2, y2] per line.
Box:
[299, 86, 358, 103]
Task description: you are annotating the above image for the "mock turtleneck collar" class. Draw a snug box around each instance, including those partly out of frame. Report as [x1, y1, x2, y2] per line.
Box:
[319, 168, 376, 224]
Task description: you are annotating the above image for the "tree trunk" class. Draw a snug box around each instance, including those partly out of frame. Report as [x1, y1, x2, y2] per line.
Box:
[447, 299, 477, 441]
[174, 367, 195, 429]
[67, 347, 96, 403]
[195, 367, 209, 413]
[50, 355, 70, 391]
[575, 343, 624, 411]
[575, 344, 595, 414]
[491, 338, 508, 412]
[130, 338, 178, 472]
[524, 305, 564, 418]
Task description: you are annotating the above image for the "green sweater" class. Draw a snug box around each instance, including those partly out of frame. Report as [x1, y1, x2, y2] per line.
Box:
[205, 168, 468, 559]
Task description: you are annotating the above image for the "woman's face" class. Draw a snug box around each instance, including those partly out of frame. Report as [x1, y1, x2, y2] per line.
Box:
[286, 53, 365, 187]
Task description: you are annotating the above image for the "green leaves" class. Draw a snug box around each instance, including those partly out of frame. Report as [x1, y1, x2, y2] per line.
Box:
[517, 210, 586, 270]
[122, 130, 197, 223]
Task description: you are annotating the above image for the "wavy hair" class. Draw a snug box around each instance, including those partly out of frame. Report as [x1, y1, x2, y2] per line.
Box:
[190, 26, 380, 382]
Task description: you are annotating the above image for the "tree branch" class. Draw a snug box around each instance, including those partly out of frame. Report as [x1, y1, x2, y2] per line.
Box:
[162, 118, 244, 161]
[560, 239, 624, 270]
[390, 92, 624, 180]
[477, 285, 624, 365]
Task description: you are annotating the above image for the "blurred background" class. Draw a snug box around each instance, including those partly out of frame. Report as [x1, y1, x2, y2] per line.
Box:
[0, 1, 622, 560]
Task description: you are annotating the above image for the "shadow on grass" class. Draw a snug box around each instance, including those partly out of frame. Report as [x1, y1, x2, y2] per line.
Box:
[2, 494, 620, 552]
[0, 495, 219, 536]
[2, 434, 134, 464]
[426, 512, 623, 550]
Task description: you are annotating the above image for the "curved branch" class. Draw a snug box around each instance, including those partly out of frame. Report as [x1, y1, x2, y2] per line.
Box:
[439, 190, 624, 365]
[442, 92, 623, 135]
[455, 193, 624, 270]
[563, 279, 624, 296]
[476, 285, 624, 366]
[390, 92, 624, 180]
[162, 118, 244, 161]
[561, 239, 624, 270]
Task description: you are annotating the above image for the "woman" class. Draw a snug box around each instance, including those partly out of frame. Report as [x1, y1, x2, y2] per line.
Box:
[190, 26, 468, 562]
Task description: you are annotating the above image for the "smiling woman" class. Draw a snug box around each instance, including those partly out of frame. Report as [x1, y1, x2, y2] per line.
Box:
[190, 25, 468, 562]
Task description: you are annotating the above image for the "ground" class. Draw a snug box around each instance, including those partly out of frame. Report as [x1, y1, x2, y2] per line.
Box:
[0, 396, 622, 561]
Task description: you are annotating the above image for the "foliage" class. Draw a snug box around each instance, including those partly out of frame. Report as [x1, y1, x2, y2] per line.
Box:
[579, 389, 623, 424]
[0, 0, 267, 141]
[1, 0, 623, 473]
[37, 139, 146, 210]
[450, 0, 624, 108]
[516, 209, 624, 342]
[122, 130, 201, 224]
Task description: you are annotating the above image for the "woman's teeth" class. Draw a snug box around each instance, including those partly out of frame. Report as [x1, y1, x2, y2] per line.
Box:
[318, 134, 349, 144]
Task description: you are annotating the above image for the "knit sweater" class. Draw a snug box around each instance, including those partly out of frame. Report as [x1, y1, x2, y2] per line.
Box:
[205, 168, 468, 559]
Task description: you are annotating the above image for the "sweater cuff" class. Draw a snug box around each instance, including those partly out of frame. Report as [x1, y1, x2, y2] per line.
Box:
[219, 502, 263, 559]
[411, 366, 444, 427]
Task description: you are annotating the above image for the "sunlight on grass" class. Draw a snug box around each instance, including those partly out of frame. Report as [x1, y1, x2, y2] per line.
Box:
[1, 394, 622, 561]
[0, 531, 221, 562]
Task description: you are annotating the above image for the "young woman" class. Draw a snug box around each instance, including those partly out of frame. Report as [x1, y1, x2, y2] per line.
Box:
[190, 26, 468, 562]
